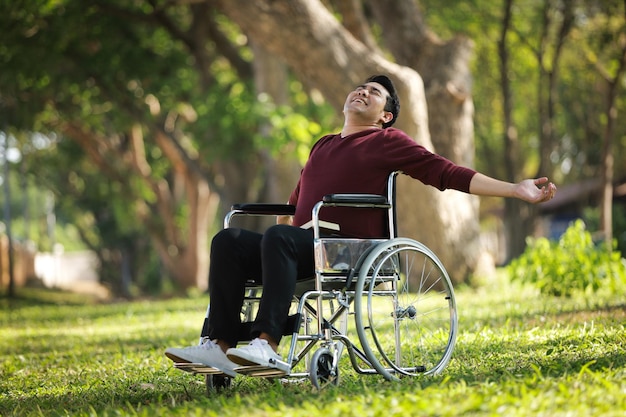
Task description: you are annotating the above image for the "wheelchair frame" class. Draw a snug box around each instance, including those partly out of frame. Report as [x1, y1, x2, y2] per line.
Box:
[175, 171, 458, 391]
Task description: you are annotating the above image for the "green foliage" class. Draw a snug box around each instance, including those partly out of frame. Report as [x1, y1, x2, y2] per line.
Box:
[259, 99, 332, 165]
[1, 282, 624, 416]
[583, 203, 626, 256]
[419, 0, 626, 186]
[508, 220, 626, 296]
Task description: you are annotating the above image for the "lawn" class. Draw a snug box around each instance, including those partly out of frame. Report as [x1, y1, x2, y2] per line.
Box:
[1, 273, 624, 417]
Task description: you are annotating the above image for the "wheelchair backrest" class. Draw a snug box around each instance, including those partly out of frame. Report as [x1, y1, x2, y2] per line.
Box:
[314, 171, 401, 274]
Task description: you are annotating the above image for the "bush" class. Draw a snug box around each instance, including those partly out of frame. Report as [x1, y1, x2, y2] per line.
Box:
[508, 219, 626, 296]
[583, 203, 626, 256]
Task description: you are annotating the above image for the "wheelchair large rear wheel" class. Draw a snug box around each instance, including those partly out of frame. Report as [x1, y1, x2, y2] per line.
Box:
[354, 238, 458, 381]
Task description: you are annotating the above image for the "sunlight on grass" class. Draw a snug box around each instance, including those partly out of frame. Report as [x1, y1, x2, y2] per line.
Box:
[1, 275, 624, 417]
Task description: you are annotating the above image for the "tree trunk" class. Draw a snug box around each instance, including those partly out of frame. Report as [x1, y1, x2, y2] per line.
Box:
[499, 0, 529, 262]
[369, 0, 481, 281]
[599, 28, 626, 246]
[63, 122, 217, 291]
[1, 136, 16, 297]
[507, 0, 573, 259]
[248, 41, 300, 231]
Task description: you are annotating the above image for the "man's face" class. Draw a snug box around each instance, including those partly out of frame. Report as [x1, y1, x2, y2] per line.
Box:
[343, 82, 393, 126]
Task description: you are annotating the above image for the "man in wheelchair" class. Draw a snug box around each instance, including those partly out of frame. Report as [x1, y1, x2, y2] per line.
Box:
[165, 74, 557, 377]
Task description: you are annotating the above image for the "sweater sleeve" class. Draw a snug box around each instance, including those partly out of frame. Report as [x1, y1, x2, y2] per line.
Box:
[381, 129, 477, 193]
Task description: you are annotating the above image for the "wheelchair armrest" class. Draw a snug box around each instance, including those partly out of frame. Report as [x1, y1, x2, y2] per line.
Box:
[230, 203, 296, 216]
[322, 194, 389, 205]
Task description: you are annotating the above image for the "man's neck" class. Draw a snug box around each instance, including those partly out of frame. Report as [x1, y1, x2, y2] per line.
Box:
[341, 123, 382, 138]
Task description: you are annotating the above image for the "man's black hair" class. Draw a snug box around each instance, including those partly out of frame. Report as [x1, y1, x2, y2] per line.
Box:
[366, 75, 400, 128]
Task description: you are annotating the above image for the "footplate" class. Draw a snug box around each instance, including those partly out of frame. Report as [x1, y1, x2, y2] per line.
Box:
[174, 361, 291, 378]
[174, 362, 228, 376]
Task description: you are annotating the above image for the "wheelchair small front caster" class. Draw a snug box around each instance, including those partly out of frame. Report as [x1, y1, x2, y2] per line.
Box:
[309, 347, 339, 389]
[205, 374, 232, 394]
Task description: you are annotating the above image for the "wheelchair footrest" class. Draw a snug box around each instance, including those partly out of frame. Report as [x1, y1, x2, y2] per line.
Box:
[173, 361, 291, 378]
[173, 362, 229, 376]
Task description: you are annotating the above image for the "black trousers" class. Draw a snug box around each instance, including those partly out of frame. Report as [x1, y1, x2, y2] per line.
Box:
[206, 224, 315, 346]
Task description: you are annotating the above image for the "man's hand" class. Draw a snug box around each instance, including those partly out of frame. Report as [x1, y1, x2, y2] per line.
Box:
[514, 177, 557, 204]
[277, 215, 293, 225]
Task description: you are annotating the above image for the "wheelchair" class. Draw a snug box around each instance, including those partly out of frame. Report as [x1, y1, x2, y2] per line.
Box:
[175, 171, 458, 391]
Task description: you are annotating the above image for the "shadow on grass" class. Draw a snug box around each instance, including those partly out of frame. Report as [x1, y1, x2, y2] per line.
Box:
[0, 288, 210, 327]
[1, 365, 332, 416]
[450, 329, 625, 384]
[0, 287, 103, 308]
[460, 299, 626, 329]
[2, 342, 623, 417]
[2, 287, 625, 415]
[0, 375, 210, 417]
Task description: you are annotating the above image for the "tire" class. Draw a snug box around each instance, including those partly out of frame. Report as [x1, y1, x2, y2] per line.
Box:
[354, 238, 458, 381]
[309, 347, 339, 389]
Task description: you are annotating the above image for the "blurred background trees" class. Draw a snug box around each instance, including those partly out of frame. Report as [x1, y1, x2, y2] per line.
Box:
[0, 0, 624, 297]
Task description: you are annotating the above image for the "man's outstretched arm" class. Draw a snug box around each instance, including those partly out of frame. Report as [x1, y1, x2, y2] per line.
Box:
[468, 173, 557, 204]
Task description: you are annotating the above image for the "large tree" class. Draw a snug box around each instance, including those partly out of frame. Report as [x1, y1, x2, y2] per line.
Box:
[212, 0, 482, 283]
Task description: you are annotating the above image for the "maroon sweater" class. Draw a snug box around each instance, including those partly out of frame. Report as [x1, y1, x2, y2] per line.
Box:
[289, 128, 477, 238]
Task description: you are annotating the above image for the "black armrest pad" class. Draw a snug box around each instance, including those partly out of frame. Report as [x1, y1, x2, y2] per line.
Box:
[322, 194, 389, 205]
[230, 203, 296, 216]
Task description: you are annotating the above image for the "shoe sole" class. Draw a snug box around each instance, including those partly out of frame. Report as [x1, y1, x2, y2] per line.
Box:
[227, 351, 290, 375]
[165, 352, 237, 377]
[165, 351, 192, 363]
[227, 353, 260, 367]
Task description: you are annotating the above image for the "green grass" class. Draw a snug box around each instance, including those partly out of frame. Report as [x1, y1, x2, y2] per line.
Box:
[1, 275, 624, 417]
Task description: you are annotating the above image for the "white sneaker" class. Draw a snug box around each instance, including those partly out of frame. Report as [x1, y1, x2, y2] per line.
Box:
[227, 338, 286, 370]
[165, 338, 237, 377]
